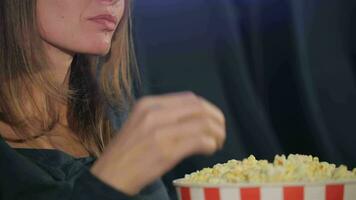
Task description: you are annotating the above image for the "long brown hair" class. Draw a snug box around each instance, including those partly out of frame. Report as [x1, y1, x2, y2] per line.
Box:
[0, 0, 137, 156]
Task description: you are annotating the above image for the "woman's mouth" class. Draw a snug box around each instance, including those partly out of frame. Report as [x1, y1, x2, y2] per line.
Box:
[88, 14, 118, 31]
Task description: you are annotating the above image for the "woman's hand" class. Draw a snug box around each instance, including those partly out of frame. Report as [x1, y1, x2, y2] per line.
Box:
[90, 92, 226, 195]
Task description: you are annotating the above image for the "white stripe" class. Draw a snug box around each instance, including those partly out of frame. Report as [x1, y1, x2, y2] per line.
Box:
[190, 187, 205, 200]
[344, 184, 356, 200]
[304, 186, 325, 200]
[261, 187, 283, 200]
[176, 188, 183, 200]
[220, 187, 240, 200]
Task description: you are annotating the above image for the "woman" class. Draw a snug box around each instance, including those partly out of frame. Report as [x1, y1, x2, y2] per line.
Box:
[0, 0, 226, 199]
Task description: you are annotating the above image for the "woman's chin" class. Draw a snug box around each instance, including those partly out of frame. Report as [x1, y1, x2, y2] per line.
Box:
[93, 48, 111, 56]
[61, 39, 112, 56]
[81, 44, 111, 56]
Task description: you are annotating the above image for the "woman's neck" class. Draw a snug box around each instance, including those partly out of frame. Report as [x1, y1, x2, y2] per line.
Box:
[43, 41, 74, 87]
[0, 42, 90, 158]
[42, 41, 74, 126]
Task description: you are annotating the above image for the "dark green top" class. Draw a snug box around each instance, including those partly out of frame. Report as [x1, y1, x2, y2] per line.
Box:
[0, 138, 170, 200]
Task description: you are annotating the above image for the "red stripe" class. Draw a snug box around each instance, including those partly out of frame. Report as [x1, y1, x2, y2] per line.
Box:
[326, 185, 344, 200]
[180, 187, 191, 200]
[240, 187, 261, 200]
[204, 188, 220, 200]
[283, 186, 304, 200]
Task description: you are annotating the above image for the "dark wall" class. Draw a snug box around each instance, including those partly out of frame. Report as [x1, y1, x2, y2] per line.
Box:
[132, 0, 356, 199]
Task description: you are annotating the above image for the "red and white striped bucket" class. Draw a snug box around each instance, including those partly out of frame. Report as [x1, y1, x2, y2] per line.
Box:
[173, 179, 356, 200]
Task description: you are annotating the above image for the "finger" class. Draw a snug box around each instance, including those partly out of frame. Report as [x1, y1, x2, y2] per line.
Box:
[127, 92, 199, 125]
[139, 103, 226, 143]
[177, 117, 226, 150]
[132, 94, 225, 132]
[155, 117, 225, 158]
[199, 98, 225, 127]
[136, 91, 199, 111]
[129, 97, 201, 130]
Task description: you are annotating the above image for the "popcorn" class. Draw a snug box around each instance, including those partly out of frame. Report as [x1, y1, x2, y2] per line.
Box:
[183, 154, 356, 184]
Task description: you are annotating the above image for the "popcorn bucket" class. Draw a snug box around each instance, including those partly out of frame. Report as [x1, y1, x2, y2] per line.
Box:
[173, 179, 356, 200]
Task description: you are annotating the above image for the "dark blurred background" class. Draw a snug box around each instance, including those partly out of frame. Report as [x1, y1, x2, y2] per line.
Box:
[132, 0, 356, 199]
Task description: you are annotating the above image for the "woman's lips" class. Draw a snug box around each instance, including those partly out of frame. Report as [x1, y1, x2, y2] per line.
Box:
[88, 14, 117, 31]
